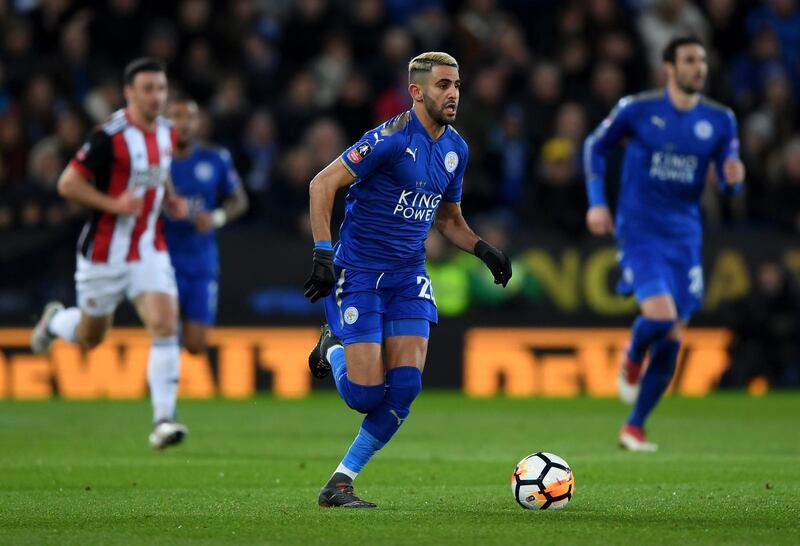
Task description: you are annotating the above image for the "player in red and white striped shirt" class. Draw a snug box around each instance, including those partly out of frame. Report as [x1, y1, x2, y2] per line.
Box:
[31, 58, 190, 450]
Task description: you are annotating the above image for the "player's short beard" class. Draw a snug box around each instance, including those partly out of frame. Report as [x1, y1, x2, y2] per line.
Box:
[677, 74, 704, 95]
[678, 82, 700, 95]
[176, 136, 190, 151]
[422, 92, 455, 126]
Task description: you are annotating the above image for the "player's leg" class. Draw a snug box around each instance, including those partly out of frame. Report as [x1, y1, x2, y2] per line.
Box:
[353, 271, 436, 458]
[352, 329, 427, 472]
[32, 261, 123, 353]
[133, 290, 187, 449]
[620, 295, 679, 397]
[621, 251, 703, 451]
[320, 271, 435, 507]
[313, 269, 386, 409]
[74, 313, 115, 348]
[616, 245, 677, 404]
[319, 330, 427, 509]
[182, 322, 208, 355]
[626, 296, 677, 369]
[314, 269, 387, 507]
[620, 300, 682, 452]
[318, 341, 385, 508]
[33, 304, 115, 352]
[318, 328, 385, 413]
[130, 252, 186, 449]
[179, 276, 217, 355]
[333, 331, 427, 477]
[627, 318, 684, 423]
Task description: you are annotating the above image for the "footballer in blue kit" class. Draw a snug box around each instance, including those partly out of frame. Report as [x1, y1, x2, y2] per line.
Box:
[583, 37, 745, 451]
[164, 95, 248, 355]
[304, 52, 512, 508]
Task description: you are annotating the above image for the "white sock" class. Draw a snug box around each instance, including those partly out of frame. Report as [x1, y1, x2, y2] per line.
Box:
[47, 307, 81, 343]
[326, 344, 343, 362]
[147, 336, 181, 423]
[334, 462, 358, 481]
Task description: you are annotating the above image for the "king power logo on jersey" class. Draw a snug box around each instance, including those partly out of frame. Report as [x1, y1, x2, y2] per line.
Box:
[649, 151, 699, 184]
[393, 190, 442, 221]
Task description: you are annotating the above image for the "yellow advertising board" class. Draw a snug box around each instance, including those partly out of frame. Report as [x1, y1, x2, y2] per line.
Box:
[0, 328, 319, 400]
[464, 328, 731, 397]
[0, 327, 731, 399]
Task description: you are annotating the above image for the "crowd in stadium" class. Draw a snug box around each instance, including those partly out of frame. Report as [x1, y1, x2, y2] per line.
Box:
[0, 0, 799, 237]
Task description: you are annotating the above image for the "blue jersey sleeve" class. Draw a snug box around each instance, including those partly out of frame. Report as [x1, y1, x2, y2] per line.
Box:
[218, 148, 241, 196]
[714, 110, 743, 195]
[583, 96, 635, 207]
[340, 128, 403, 180]
[444, 145, 468, 202]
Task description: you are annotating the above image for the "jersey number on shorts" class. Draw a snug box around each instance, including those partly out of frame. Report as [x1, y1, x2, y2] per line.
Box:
[416, 276, 436, 303]
[688, 265, 703, 298]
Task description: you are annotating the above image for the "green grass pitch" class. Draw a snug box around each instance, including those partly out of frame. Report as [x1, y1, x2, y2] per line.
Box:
[1, 393, 798, 545]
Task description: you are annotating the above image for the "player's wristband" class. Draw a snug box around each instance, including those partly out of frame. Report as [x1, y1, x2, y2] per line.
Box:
[314, 240, 333, 250]
[586, 178, 607, 207]
[211, 209, 227, 228]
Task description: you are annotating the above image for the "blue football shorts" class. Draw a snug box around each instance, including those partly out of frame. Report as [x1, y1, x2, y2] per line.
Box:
[616, 238, 703, 321]
[174, 268, 218, 325]
[323, 265, 438, 345]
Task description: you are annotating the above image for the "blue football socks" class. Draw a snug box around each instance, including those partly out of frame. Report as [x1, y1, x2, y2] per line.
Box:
[628, 339, 681, 427]
[362, 366, 422, 443]
[328, 345, 346, 381]
[341, 427, 386, 475]
[339, 366, 422, 478]
[328, 346, 385, 413]
[628, 316, 675, 363]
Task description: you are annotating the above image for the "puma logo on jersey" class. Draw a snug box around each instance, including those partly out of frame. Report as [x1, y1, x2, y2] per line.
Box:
[373, 132, 385, 144]
[405, 147, 417, 161]
[650, 116, 666, 129]
[389, 409, 406, 426]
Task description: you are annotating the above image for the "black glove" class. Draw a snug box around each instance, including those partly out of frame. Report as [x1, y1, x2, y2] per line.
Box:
[474, 239, 512, 287]
[303, 247, 335, 302]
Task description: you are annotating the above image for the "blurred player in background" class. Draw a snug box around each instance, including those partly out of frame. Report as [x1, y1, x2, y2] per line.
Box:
[164, 94, 248, 355]
[30, 58, 191, 450]
[304, 52, 512, 507]
[584, 37, 745, 451]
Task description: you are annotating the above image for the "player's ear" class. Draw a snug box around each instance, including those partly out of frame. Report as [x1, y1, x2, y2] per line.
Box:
[408, 82, 423, 103]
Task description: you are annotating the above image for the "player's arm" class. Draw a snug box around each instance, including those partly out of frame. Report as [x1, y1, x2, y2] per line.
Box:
[434, 201, 512, 288]
[193, 152, 249, 232]
[309, 158, 356, 243]
[194, 185, 248, 233]
[715, 110, 745, 195]
[162, 175, 189, 220]
[304, 127, 398, 302]
[219, 150, 249, 223]
[58, 130, 142, 216]
[220, 184, 249, 222]
[433, 201, 478, 251]
[304, 158, 356, 302]
[583, 97, 634, 235]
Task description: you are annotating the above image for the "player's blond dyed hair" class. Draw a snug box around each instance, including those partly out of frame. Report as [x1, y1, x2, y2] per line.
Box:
[408, 52, 459, 83]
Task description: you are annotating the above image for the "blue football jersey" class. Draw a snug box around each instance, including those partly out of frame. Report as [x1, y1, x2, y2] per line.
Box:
[336, 109, 468, 272]
[584, 90, 742, 243]
[164, 145, 240, 275]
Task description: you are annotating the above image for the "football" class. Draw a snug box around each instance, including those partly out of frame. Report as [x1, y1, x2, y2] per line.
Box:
[511, 452, 574, 510]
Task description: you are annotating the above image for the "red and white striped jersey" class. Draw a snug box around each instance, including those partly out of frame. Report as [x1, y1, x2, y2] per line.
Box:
[70, 109, 175, 265]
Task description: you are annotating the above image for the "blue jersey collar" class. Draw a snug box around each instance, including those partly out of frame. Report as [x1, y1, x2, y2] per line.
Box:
[409, 108, 449, 142]
[173, 143, 198, 164]
[663, 88, 702, 114]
